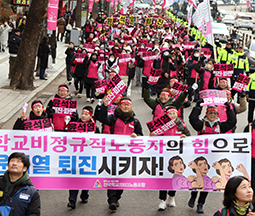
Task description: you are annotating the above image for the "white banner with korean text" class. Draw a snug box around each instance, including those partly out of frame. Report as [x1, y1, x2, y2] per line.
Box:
[0, 130, 251, 191]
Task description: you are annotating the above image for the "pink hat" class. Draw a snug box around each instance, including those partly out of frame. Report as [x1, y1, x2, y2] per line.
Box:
[161, 47, 169, 52]
[184, 35, 189, 39]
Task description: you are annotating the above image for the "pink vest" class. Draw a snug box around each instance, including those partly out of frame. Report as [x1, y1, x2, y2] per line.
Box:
[154, 104, 167, 119]
[143, 60, 153, 76]
[113, 118, 134, 135]
[163, 124, 183, 136]
[52, 114, 65, 131]
[198, 123, 220, 135]
[218, 104, 234, 134]
[190, 60, 199, 79]
[119, 62, 128, 76]
[87, 61, 98, 79]
[203, 70, 211, 90]
[170, 70, 178, 77]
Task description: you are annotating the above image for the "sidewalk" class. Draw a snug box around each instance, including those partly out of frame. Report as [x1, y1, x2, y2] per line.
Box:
[0, 41, 68, 126]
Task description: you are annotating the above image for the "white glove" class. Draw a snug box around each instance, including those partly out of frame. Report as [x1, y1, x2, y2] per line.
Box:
[192, 83, 198, 90]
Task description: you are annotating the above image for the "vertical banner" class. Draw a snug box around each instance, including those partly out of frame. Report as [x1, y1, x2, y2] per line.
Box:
[47, 0, 59, 31]
[88, 0, 94, 13]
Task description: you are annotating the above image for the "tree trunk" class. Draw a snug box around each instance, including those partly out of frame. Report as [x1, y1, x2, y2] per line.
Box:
[10, 0, 48, 90]
[76, 0, 81, 28]
[92, 1, 99, 20]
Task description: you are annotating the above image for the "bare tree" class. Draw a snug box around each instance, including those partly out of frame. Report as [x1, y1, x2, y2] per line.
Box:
[10, 0, 48, 90]
[76, 0, 81, 28]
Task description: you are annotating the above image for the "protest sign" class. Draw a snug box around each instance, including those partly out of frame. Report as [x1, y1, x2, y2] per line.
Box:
[68, 122, 95, 133]
[145, 18, 152, 25]
[232, 74, 250, 93]
[24, 119, 53, 132]
[106, 17, 113, 26]
[119, 15, 126, 23]
[74, 53, 86, 63]
[148, 68, 162, 85]
[0, 130, 250, 192]
[213, 64, 234, 78]
[95, 79, 109, 95]
[106, 74, 127, 105]
[156, 18, 164, 27]
[199, 90, 227, 106]
[171, 82, 189, 97]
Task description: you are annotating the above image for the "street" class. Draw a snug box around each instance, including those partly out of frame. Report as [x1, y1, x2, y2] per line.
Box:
[1, 4, 253, 216]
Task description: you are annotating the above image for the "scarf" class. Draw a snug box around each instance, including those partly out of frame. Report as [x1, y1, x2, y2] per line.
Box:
[233, 201, 250, 215]
[116, 107, 134, 121]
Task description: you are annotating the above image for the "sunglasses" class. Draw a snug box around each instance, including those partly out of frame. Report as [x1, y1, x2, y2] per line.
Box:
[208, 111, 218, 115]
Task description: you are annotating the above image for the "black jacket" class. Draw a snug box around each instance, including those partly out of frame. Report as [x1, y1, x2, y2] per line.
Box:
[65, 47, 75, 64]
[213, 203, 254, 216]
[189, 106, 236, 133]
[13, 111, 48, 130]
[38, 41, 50, 69]
[0, 171, 40, 216]
[8, 33, 21, 54]
[97, 105, 143, 136]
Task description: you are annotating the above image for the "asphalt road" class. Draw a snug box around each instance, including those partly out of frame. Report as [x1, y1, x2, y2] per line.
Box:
[2, 5, 253, 215]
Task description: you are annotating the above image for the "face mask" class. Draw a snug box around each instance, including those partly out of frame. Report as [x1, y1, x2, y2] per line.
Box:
[109, 57, 115, 62]
[164, 51, 169, 56]
[120, 40, 124, 43]
[114, 47, 119, 50]
[194, 53, 199, 57]
[95, 47, 100, 50]
[206, 64, 213, 70]
[91, 57, 97, 61]
[70, 45, 74, 48]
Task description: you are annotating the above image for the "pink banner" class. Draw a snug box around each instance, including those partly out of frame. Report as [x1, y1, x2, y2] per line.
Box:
[171, 82, 188, 97]
[24, 118, 53, 132]
[107, 104, 117, 115]
[148, 68, 162, 85]
[214, 64, 234, 78]
[199, 90, 227, 106]
[183, 41, 196, 49]
[106, 74, 127, 105]
[68, 122, 95, 133]
[147, 114, 176, 136]
[83, 43, 94, 53]
[52, 98, 78, 115]
[232, 74, 250, 93]
[47, 0, 59, 31]
[88, 0, 94, 13]
[115, 0, 118, 7]
[75, 53, 86, 63]
[111, 0, 114, 7]
[95, 79, 109, 94]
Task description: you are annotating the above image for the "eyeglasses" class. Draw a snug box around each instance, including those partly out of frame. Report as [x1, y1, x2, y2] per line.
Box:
[208, 111, 218, 115]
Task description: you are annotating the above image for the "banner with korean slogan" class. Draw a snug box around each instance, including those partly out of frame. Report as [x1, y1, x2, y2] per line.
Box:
[156, 18, 164, 27]
[119, 15, 126, 24]
[0, 130, 250, 191]
[199, 90, 227, 106]
[213, 64, 234, 78]
[232, 74, 250, 93]
[192, 0, 214, 46]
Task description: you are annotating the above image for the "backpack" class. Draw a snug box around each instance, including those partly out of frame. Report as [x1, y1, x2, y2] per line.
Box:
[219, 207, 229, 216]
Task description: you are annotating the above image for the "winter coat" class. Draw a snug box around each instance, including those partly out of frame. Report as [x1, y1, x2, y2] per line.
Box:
[38, 41, 50, 69]
[13, 111, 48, 130]
[97, 105, 143, 136]
[65, 47, 75, 64]
[189, 106, 236, 134]
[98, 55, 119, 80]
[213, 204, 254, 216]
[8, 33, 21, 55]
[57, 18, 66, 33]
[48, 32, 57, 49]
[73, 61, 86, 78]
[0, 171, 40, 216]
[0, 24, 11, 46]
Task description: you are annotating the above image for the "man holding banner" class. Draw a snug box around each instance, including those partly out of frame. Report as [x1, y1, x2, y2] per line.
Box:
[98, 97, 143, 211]
[188, 99, 237, 213]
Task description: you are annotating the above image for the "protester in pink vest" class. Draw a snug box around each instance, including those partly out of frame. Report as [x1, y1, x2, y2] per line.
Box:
[97, 97, 143, 211]
[84, 52, 99, 103]
[67, 106, 99, 209]
[150, 106, 190, 211]
[13, 100, 50, 130]
[46, 84, 74, 131]
[189, 100, 236, 213]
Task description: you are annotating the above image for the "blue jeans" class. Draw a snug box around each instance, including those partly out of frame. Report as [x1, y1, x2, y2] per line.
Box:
[40, 68, 45, 79]
[69, 190, 89, 202]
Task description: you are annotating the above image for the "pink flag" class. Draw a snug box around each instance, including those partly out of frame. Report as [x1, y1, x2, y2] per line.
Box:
[47, 0, 59, 30]
[188, 0, 197, 9]
[88, 0, 94, 12]
[111, 0, 114, 7]
[129, 0, 135, 6]
[152, 0, 156, 7]
[115, 0, 118, 7]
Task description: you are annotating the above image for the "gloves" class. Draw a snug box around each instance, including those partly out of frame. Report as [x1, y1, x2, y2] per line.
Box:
[196, 98, 204, 107]
[240, 91, 246, 98]
[144, 77, 150, 89]
[47, 108, 55, 118]
[224, 101, 230, 108]
[71, 111, 79, 121]
[192, 83, 198, 90]
[185, 86, 193, 95]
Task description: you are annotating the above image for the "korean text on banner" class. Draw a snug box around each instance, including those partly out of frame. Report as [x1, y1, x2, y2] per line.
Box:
[0, 130, 250, 191]
[214, 64, 234, 78]
[232, 74, 250, 93]
[47, 0, 59, 31]
[199, 90, 227, 106]
[148, 68, 162, 85]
